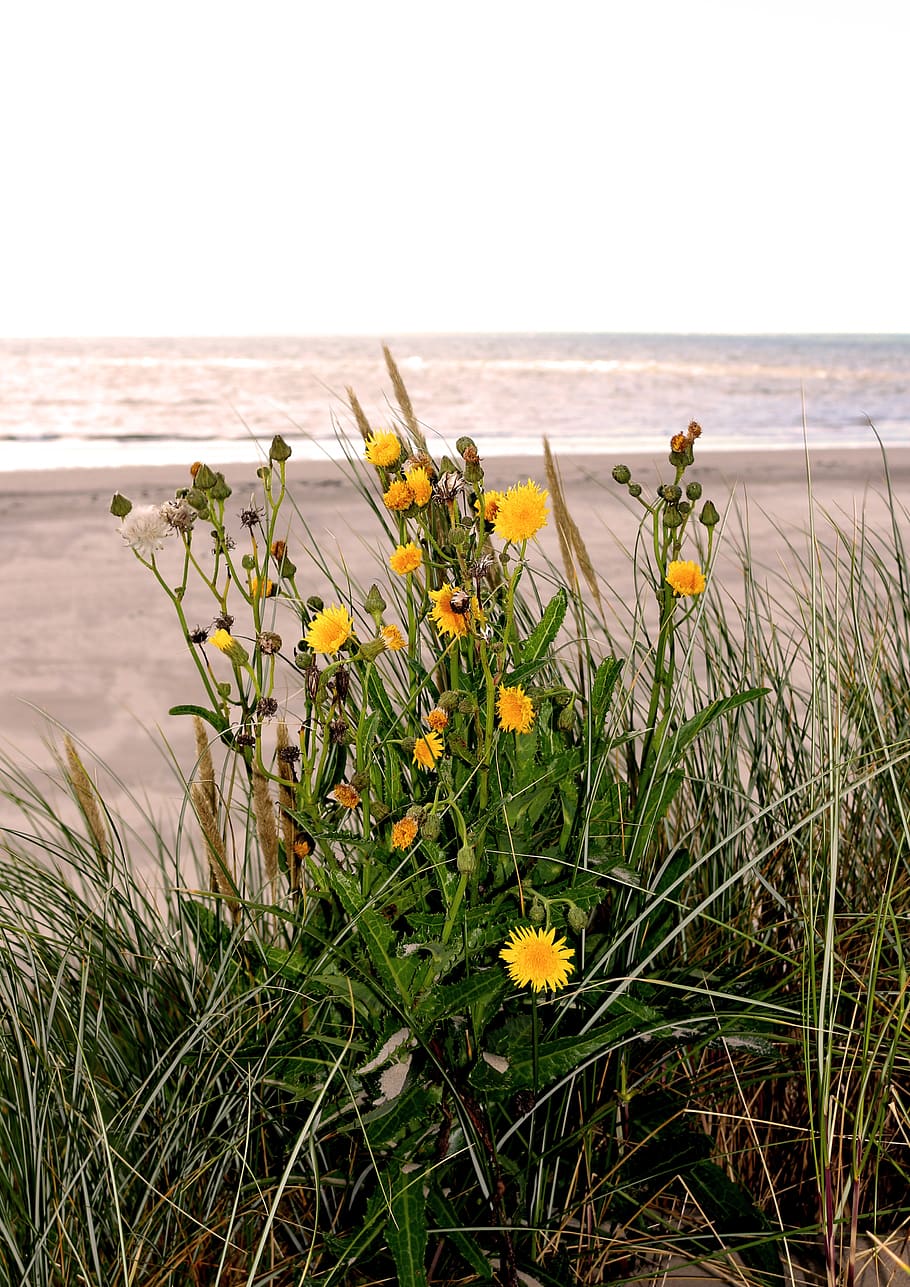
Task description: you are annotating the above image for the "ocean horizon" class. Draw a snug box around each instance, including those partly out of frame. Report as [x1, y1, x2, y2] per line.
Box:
[1, 332, 907, 472]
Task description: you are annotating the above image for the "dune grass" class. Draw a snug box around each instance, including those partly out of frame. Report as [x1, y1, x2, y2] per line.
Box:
[0, 362, 908, 1285]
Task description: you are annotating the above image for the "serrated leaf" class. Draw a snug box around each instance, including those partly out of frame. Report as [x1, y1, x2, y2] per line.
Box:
[515, 589, 568, 670]
[387, 1165, 429, 1287]
[330, 868, 418, 1004]
[358, 1084, 439, 1148]
[417, 970, 508, 1028]
[426, 1185, 494, 1279]
[469, 1016, 640, 1092]
[591, 655, 623, 725]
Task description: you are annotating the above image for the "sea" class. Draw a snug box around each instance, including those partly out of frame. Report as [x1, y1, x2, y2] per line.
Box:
[1, 333, 908, 472]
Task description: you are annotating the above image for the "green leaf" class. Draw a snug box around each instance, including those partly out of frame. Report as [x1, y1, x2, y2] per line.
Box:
[387, 1164, 429, 1287]
[330, 868, 418, 1005]
[359, 1084, 439, 1148]
[417, 970, 508, 1029]
[515, 589, 568, 670]
[426, 1185, 494, 1279]
[168, 704, 229, 735]
[590, 655, 623, 725]
[469, 1016, 640, 1092]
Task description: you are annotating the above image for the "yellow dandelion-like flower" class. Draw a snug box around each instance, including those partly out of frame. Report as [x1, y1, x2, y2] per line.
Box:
[305, 605, 355, 654]
[413, 730, 444, 769]
[208, 628, 249, 664]
[429, 584, 485, 638]
[494, 480, 549, 544]
[382, 623, 406, 651]
[475, 490, 503, 523]
[332, 782, 361, 809]
[426, 707, 449, 732]
[405, 466, 432, 507]
[364, 430, 402, 468]
[497, 684, 535, 734]
[389, 542, 423, 576]
[666, 560, 706, 597]
[293, 838, 311, 859]
[391, 817, 419, 849]
[383, 479, 414, 511]
[500, 925, 575, 993]
[249, 575, 276, 599]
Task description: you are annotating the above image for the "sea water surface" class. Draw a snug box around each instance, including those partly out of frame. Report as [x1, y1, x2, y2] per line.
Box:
[1, 333, 907, 471]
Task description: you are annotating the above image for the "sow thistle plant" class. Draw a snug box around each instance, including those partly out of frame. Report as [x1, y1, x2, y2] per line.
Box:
[107, 393, 767, 1285]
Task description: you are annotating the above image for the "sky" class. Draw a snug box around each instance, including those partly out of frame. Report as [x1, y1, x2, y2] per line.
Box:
[0, 0, 907, 336]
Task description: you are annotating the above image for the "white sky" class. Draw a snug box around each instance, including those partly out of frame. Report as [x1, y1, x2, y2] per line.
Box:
[0, 0, 907, 336]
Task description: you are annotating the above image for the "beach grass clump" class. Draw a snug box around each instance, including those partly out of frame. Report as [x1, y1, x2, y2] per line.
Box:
[0, 365, 908, 1283]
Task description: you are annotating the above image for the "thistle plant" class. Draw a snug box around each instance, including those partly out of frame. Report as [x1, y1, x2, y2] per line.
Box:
[105, 380, 773, 1284]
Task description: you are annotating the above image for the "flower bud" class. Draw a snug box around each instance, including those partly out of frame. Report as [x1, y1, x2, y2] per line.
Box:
[450, 526, 468, 548]
[557, 707, 575, 732]
[269, 435, 292, 462]
[209, 629, 249, 665]
[350, 770, 369, 792]
[421, 813, 441, 841]
[612, 464, 631, 485]
[456, 844, 477, 875]
[210, 473, 232, 501]
[241, 554, 256, 570]
[628, 483, 642, 498]
[363, 583, 387, 622]
[110, 492, 133, 518]
[457, 695, 477, 716]
[371, 799, 390, 824]
[529, 899, 546, 925]
[658, 484, 682, 502]
[307, 595, 324, 612]
[463, 457, 483, 485]
[686, 481, 702, 501]
[663, 506, 684, 528]
[456, 436, 477, 457]
[358, 637, 388, 661]
[567, 902, 588, 933]
[438, 690, 461, 713]
[194, 464, 217, 490]
[699, 500, 720, 527]
[186, 488, 209, 514]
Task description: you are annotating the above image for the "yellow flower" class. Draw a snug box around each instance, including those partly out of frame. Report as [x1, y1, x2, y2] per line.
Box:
[391, 817, 419, 849]
[494, 480, 549, 544]
[475, 490, 503, 523]
[383, 479, 414, 511]
[332, 782, 361, 809]
[405, 466, 432, 507]
[292, 838, 311, 859]
[497, 684, 535, 734]
[382, 624, 406, 651]
[500, 925, 575, 993]
[666, 560, 706, 597]
[364, 430, 402, 468]
[413, 730, 444, 769]
[305, 605, 354, 654]
[208, 629, 249, 664]
[426, 707, 449, 732]
[389, 542, 423, 576]
[429, 584, 484, 638]
[249, 575, 276, 598]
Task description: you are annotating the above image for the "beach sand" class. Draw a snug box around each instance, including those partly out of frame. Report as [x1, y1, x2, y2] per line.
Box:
[2, 446, 908, 839]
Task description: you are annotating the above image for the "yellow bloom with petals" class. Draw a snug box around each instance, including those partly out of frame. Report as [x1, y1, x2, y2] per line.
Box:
[475, 490, 503, 523]
[500, 925, 575, 993]
[413, 730, 444, 769]
[391, 817, 419, 849]
[382, 624, 406, 651]
[494, 480, 549, 544]
[405, 466, 432, 507]
[305, 605, 354, 654]
[429, 585, 485, 638]
[497, 684, 535, 734]
[364, 430, 402, 468]
[208, 629, 249, 664]
[249, 575, 276, 599]
[332, 782, 360, 809]
[383, 479, 414, 511]
[389, 542, 423, 576]
[666, 560, 706, 597]
[426, 707, 449, 732]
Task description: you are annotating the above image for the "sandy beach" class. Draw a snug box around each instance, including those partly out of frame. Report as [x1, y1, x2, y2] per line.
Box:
[2, 445, 908, 836]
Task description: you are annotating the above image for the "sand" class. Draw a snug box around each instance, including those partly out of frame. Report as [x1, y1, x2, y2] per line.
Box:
[2, 446, 908, 836]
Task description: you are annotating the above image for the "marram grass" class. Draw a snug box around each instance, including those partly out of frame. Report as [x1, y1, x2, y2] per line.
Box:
[0, 380, 907, 1286]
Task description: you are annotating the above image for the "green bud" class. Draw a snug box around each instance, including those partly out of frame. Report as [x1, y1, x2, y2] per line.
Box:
[110, 492, 133, 518]
[210, 473, 232, 501]
[307, 596, 324, 612]
[363, 583, 387, 621]
[612, 464, 631, 485]
[686, 481, 703, 501]
[628, 483, 642, 498]
[550, 687, 573, 708]
[217, 682, 232, 698]
[438, 690, 461, 713]
[567, 902, 588, 934]
[557, 707, 575, 732]
[456, 845, 477, 875]
[350, 770, 369, 792]
[456, 436, 477, 456]
[457, 695, 477, 717]
[420, 813, 441, 841]
[450, 526, 469, 548]
[370, 800, 390, 824]
[699, 500, 720, 528]
[186, 488, 209, 514]
[663, 506, 684, 528]
[278, 556, 297, 578]
[529, 899, 546, 925]
[194, 464, 217, 490]
[658, 484, 682, 502]
[269, 435, 292, 462]
[669, 448, 693, 468]
[257, 466, 271, 481]
[241, 553, 256, 570]
[406, 804, 428, 825]
[463, 458, 483, 485]
[358, 637, 387, 662]
[678, 501, 691, 516]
